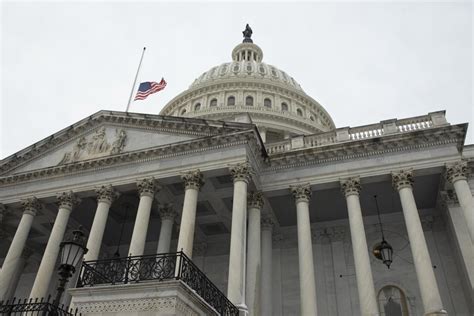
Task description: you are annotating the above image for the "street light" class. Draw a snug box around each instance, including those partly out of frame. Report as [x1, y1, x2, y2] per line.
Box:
[372, 195, 393, 269]
[53, 227, 88, 307]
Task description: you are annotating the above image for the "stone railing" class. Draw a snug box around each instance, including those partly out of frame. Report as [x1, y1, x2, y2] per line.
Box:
[266, 111, 447, 154]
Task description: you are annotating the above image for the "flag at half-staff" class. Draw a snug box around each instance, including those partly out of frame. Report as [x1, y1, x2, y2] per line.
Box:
[134, 78, 167, 101]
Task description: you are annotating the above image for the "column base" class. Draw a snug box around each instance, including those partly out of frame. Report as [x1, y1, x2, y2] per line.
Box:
[424, 310, 448, 316]
[236, 303, 248, 316]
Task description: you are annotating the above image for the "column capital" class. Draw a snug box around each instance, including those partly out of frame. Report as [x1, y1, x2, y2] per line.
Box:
[56, 191, 80, 210]
[229, 162, 253, 184]
[290, 184, 312, 203]
[21, 197, 41, 216]
[248, 191, 264, 209]
[445, 160, 468, 183]
[181, 169, 204, 190]
[391, 169, 414, 191]
[340, 177, 361, 197]
[137, 178, 160, 197]
[261, 214, 274, 230]
[440, 190, 459, 206]
[158, 203, 177, 220]
[95, 184, 119, 204]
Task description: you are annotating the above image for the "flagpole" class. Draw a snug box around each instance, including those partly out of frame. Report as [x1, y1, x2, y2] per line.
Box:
[125, 47, 146, 112]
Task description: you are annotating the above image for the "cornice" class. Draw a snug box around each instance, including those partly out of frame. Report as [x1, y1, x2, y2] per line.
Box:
[0, 130, 264, 187]
[0, 111, 255, 176]
[266, 124, 466, 171]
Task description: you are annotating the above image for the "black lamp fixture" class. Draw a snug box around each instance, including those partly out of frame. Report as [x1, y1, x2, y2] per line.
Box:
[372, 195, 393, 269]
[53, 227, 88, 307]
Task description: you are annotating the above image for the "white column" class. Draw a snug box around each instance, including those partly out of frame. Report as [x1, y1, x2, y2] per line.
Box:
[246, 191, 264, 316]
[227, 162, 252, 315]
[156, 204, 177, 254]
[446, 161, 474, 242]
[392, 170, 447, 315]
[176, 170, 204, 257]
[0, 199, 39, 301]
[30, 191, 79, 299]
[290, 184, 318, 316]
[4, 248, 33, 300]
[128, 178, 159, 257]
[341, 178, 379, 316]
[261, 214, 274, 316]
[84, 185, 118, 262]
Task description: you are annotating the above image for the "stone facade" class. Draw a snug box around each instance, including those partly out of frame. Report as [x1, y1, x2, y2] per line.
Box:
[0, 28, 473, 316]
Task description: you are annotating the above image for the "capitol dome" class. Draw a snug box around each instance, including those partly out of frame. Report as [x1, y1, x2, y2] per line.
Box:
[160, 26, 336, 143]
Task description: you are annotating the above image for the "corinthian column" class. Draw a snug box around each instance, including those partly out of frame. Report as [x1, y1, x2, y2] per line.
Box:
[0, 199, 40, 301]
[392, 170, 447, 315]
[176, 170, 204, 257]
[340, 177, 379, 316]
[227, 162, 252, 315]
[30, 191, 80, 299]
[84, 185, 118, 262]
[246, 191, 264, 316]
[446, 161, 474, 242]
[290, 184, 318, 316]
[128, 178, 159, 257]
[157, 204, 177, 254]
[261, 214, 274, 316]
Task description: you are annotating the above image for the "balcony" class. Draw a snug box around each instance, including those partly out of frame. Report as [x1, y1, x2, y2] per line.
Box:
[72, 251, 238, 316]
[0, 296, 80, 315]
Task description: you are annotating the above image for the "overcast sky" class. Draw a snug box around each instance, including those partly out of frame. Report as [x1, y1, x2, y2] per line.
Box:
[1, 1, 472, 159]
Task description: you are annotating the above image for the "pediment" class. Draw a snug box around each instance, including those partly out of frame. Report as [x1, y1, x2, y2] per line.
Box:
[0, 110, 256, 176]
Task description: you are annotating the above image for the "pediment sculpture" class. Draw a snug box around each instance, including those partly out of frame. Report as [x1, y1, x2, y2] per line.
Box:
[58, 128, 127, 165]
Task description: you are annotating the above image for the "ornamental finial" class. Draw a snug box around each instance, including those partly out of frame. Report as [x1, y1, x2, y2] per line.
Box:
[242, 24, 253, 43]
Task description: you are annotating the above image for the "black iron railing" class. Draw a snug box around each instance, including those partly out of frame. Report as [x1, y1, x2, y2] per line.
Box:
[0, 295, 80, 315]
[77, 251, 238, 316]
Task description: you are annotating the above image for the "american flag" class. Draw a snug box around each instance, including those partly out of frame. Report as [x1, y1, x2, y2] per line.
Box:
[134, 78, 167, 101]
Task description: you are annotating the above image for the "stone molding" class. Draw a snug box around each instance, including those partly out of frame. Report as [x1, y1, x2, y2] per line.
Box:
[313, 226, 346, 242]
[21, 197, 41, 216]
[248, 191, 264, 209]
[181, 169, 205, 190]
[95, 184, 119, 204]
[445, 160, 468, 183]
[391, 169, 414, 191]
[290, 183, 312, 203]
[137, 178, 160, 197]
[159, 203, 177, 220]
[340, 177, 361, 197]
[261, 214, 274, 230]
[229, 162, 253, 183]
[56, 191, 80, 210]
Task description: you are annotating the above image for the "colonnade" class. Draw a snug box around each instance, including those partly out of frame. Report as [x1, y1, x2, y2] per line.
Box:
[0, 161, 472, 316]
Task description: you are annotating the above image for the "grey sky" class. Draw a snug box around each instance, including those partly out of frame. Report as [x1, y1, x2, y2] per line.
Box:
[1, 1, 472, 159]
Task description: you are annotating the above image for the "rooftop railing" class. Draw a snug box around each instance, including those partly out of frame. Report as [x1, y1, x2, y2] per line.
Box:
[0, 295, 80, 315]
[77, 251, 238, 316]
[266, 111, 447, 154]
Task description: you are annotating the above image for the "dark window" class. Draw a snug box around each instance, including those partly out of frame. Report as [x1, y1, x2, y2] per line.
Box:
[246, 96, 254, 106]
[297, 108, 303, 116]
[228, 96, 235, 106]
[281, 102, 288, 111]
[210, 99, 217, 107]
[181, 109, 187, 115]
[194, 103, 201, 111]
[264, 98, 272, 108]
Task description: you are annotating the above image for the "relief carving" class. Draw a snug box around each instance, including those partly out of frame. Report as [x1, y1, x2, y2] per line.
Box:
[58, 128, 127, 165]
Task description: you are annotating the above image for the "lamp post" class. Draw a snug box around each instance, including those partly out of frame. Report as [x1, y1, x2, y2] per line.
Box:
[53, 227, 88, 308]
[372, 195, 393, 269]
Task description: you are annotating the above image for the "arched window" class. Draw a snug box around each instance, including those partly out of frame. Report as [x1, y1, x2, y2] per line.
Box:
[281, 102, 288, 111]
[378, 286, 409, 316]
[246, 96, 254, 106]
[264, 98, 272, 108]
[194, 103, 201, 111]
[310, 116, 315, 121]
[210, 98, 217, 107]
[181, 109, 187, 115]
[227, 96, 235, 106]
[297, 108, 303, 116]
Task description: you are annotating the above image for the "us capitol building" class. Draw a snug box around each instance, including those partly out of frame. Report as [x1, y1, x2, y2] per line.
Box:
[0, 26, 472, 316]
